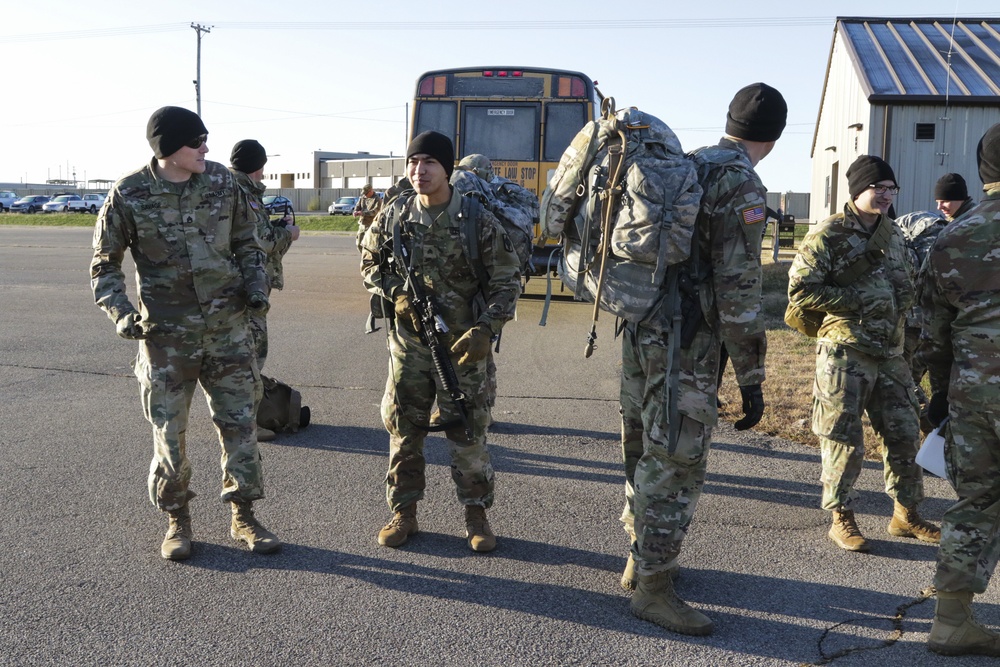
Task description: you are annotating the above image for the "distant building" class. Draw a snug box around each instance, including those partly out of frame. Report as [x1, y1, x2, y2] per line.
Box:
[261, 151, 405, 191]
[811, 16, 1000, 223]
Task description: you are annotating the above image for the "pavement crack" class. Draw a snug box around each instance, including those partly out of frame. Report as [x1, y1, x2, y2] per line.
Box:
[811, 587, 935, 665]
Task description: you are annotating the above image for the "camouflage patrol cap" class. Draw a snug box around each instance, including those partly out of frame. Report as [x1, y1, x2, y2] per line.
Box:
[458, 154, 495, 182]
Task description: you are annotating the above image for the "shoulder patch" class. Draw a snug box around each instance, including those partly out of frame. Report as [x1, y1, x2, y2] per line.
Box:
[740, 205, 765, 226]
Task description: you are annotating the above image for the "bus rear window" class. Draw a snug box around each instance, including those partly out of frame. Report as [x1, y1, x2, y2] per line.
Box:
[414, 101, 457, 141]
[544, 103, 586, 161]
[462, 104, 539, 161]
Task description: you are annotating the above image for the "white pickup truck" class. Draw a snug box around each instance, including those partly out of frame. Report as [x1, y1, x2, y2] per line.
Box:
[41, 193, 106, 213]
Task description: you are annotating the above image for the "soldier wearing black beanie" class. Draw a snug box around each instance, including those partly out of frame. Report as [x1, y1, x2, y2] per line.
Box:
[230, 140, 268, 174]
[146, 106, 208, 159]
[934, 173, 968, 201]
[725, 82, 787, 143]
[845, 155, 897, 200]
[977, 122, 1000, 186]
[406, 131, 455, 178]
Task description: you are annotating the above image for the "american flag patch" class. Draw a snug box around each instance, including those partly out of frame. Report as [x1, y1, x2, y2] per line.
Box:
[741, 206, 765, 225]
[250, 201, 259, 210]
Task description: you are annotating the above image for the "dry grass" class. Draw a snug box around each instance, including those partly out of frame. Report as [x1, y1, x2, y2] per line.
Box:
[717, 259, 883, 459]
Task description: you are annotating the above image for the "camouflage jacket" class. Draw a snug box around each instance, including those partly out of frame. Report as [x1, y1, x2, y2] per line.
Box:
[231, 169, 293, 290]
[919, 185, 1000, 409]
[354, 192, 382, 224]
[91, 159, 266, 334]
[668, 139, 768, 426]
[896, 210, 947, 328]
[359, 186, 522, 336]
[788, 202, 914, 358]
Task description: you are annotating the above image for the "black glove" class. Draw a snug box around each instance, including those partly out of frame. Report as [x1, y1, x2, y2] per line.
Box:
[733, 384, 764, 431]
[247, 291, 270, 316]
[115, 311, 146, 340]
[927, 391, 950, 428]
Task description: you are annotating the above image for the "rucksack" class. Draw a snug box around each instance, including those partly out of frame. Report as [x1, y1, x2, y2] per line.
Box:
[451, 170, 534, 275]
[540, 100, 702, 325]
[256, 374, 310, 433]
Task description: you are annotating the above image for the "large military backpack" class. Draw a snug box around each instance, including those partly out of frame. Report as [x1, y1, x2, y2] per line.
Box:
[451, 170, 534, 276]
[540, 99, 702, 352]
[257, 375, 310, 433]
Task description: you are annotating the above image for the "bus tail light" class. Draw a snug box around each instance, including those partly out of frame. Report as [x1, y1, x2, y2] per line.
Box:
[419, 75, 448, 96]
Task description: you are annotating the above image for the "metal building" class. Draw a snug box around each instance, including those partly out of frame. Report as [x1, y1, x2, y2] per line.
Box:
[811, 16, 1000, 223]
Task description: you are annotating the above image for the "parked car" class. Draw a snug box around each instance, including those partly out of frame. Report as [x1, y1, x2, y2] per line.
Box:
[262, 195, 293, 214]
[10, 195, 51, 213]
[81, 193, 106, 213]
[328, 196, 358, 215]
[0, 191, 17, 211]
[42, 194, 85, 213]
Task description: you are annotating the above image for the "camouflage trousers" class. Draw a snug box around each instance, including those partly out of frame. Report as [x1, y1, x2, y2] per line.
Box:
[902, 325, 928, 407]
[381, 328, 494, 512]
[934, 405, 1000, 594]
[812, 342, 924, 510]
[248, 311, 268, 371]
[619, 323, 711, 576]
[134, 320, 264, 511]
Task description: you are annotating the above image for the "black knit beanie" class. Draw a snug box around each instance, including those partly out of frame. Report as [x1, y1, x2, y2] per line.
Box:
[725, 83, 787, 142]
[846, 155, 897, 199]
[230, 140, 267, 174]
[934, 173, 968, 201]
[977, 123, 1000, 185]
[406, 131, 454, 177]
[146, 106, 208, 159]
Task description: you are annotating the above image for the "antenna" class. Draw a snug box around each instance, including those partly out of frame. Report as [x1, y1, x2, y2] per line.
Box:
[938, 10, 959, 166]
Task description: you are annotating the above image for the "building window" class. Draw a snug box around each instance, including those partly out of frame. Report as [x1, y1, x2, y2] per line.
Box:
[915, 123, 936, 141]
[825, 175, 831, 206]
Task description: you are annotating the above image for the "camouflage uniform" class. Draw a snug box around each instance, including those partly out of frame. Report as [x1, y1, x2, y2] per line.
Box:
[920, 185, 1000, 594]
[354, 189, 383, 251]
[231, 169, 293, 369]
[620, 139, 768, 575]
[787, 201, 925, 511]
[91, 159, 268, 511]
[359, 186, 521, 511]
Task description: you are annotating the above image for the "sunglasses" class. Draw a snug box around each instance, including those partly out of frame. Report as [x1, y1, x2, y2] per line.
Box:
[185, 134, 208, 149]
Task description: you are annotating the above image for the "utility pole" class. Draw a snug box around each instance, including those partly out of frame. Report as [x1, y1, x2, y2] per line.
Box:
[190, 23, 212, 116]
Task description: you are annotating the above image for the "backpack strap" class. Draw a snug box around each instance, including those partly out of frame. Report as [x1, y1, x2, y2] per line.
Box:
[831, 214, 892, 287]
[457, 192, 492, 296]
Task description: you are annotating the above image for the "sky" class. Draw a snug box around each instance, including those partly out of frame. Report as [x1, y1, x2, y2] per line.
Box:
[2, 1, 998, 193]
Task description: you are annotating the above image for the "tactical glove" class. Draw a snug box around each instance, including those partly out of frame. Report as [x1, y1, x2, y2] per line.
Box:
[116, 311, 146, 340]
[450, 324, 493, 365]
[733, 384, 765, 431]
[927, 391, 950, 428]
[247, 291, 270, 316]
[394, 293, 421, 334]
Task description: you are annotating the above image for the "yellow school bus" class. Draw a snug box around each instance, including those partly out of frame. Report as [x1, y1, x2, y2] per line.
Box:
[410, 66, 598, 273]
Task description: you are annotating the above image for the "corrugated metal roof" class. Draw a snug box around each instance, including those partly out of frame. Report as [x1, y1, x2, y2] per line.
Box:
[838, 17, 1000, 102]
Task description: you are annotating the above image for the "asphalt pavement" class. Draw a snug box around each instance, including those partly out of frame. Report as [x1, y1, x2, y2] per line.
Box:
[0, 225, 994, 666]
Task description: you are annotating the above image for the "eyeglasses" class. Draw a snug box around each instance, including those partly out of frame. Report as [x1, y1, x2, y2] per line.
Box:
[184, 134, 208, 149]
[869, 184, 900, 195]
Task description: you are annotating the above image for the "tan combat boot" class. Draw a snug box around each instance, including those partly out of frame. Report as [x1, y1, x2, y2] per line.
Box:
[887, 500, 941, 543]
[230, 501, 281, 554]
[257, 427, 277, 442]
[928, 591, 1000, 656]
[465, 505, 496, 553]
[621, 554, 679, 592]
[160, 505, 192, 560]
[829, 508, 869, 552]
[378, 504, 418, 548]
[630, 571, 713, 636]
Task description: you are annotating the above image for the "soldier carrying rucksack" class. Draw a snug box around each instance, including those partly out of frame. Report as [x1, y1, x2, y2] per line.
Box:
[541, 84, 787, 636]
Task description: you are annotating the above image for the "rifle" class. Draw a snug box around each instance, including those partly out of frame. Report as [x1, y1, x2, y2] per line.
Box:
[394, 223, 475, 442]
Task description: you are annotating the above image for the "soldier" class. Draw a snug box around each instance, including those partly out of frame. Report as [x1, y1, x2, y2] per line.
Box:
[787, 154, 939, 553]
[90, 106, 280, 561]
[898, 173, 976, 433]
[229, 139, 302, 441]
[359, 131, 521, 552]
[353, 183, 383, 251]
[620, 83, 785, 636]
[920, 123, 1000, 658]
